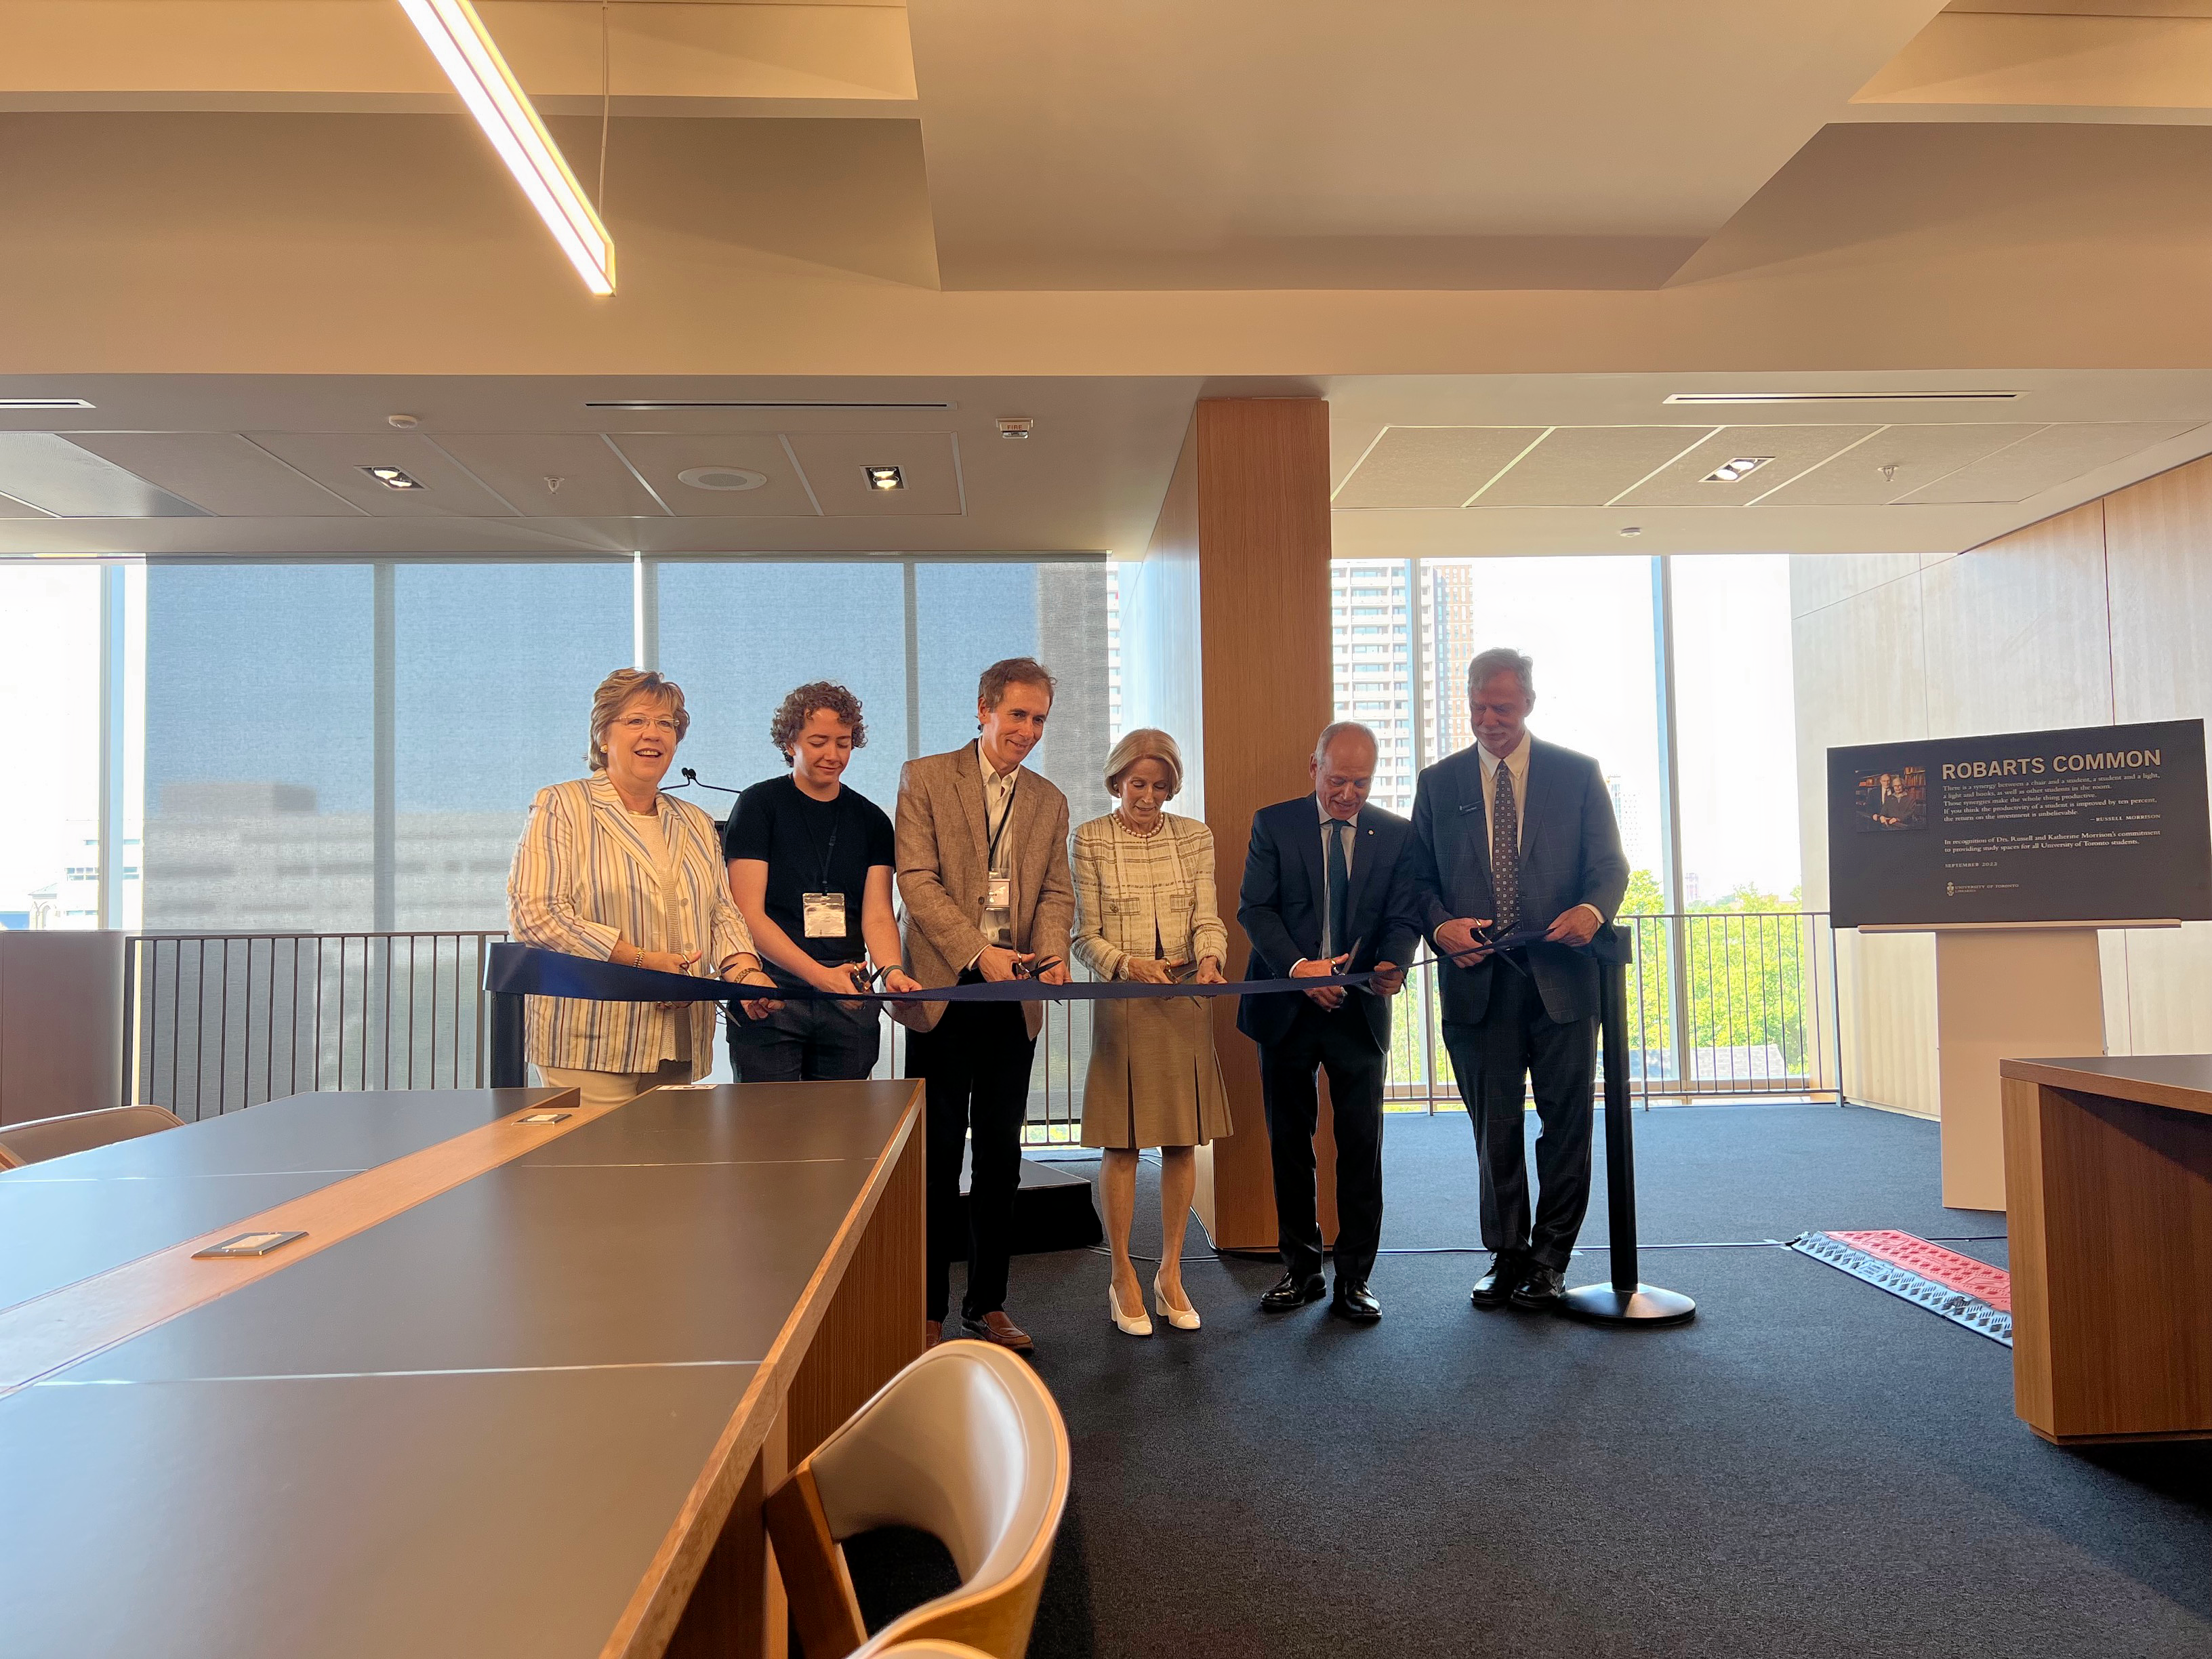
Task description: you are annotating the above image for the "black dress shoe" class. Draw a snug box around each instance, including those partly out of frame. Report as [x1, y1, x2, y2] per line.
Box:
[1470, 1254, 1528, 1310]
[1330, 1282, 1382, 1324]
[1510, 1263, 1567, 1310]
[1260, 1271, 1327, 1311]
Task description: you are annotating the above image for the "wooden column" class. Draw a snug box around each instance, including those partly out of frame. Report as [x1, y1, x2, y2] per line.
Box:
[1123, 397, 1334, 1250]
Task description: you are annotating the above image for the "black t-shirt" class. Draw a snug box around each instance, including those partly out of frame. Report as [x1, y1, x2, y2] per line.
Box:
[722, 775, 897, 967]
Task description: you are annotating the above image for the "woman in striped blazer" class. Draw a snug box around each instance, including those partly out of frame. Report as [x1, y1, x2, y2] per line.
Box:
[507, 669, 779, 1109]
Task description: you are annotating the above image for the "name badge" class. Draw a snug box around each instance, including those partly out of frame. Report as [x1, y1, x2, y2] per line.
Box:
[802, 892, 848, 939]
[986, 876, 1012, 911]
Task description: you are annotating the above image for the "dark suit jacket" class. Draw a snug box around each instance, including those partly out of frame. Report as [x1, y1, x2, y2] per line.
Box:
[1407, 738, 1630, 1025]
[1235, 797, 1420, 1052]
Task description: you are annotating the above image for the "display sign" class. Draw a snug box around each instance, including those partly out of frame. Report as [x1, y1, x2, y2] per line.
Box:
[1827, 719, 2211, 927]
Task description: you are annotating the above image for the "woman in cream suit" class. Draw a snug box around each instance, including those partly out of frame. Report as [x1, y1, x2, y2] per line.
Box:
[1071, 728, 1231, 1337]
[507, 668, 779, 1109]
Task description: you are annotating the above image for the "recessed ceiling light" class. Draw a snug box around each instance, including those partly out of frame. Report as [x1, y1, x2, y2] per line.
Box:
[0, 398, 94, 410]
[1619, 526, 1642, 537]
[362, 466, 425, 490]
[676, 466, 768, 492]
[865, 465, 905, 491]
[1664, 390, 2018, 405]
[1702, 456, 1773, 484]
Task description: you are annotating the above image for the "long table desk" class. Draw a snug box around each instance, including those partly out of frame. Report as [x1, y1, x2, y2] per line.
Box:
[1999, 1055, 2212, 1445]
[0, 1080, 924, 1658]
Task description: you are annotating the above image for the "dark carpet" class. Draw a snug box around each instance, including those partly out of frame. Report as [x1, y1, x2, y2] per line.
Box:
[863, 1105, 2208, 1659]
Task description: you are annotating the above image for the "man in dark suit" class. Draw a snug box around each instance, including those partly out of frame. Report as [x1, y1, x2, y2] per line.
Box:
[1237, 722, 1418, 1324]
[1408, 648, 1629, 1312]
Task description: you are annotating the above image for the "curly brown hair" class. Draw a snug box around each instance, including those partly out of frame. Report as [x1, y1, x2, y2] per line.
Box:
[770, 680, 868, 760]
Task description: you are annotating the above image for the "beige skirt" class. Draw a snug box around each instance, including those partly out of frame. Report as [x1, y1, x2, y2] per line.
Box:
[1080, 991, 1233, 1149]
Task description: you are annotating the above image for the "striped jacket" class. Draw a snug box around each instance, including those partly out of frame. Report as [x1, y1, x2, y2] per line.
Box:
[1070, 813, 1229, 981]
[506, 774, 754, 1075]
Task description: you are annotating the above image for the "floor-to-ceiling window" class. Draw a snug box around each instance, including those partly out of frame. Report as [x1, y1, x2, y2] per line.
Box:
[0, 562, 106, 929]
[1332, 551, 1815, 1105]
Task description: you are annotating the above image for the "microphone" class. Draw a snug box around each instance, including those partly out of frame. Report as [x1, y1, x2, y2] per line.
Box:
[674, 766, 741, 796]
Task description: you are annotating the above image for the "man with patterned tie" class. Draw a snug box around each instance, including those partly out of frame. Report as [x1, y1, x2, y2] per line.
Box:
[1407, 648, 1629, 1312]
[1236, 722, 1418, 1324]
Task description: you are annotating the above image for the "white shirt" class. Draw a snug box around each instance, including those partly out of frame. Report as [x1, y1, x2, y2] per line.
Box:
[1474, 732, 1531, 853]
[1309, 796, 1360, 963]
[977, 747, 1022, 951]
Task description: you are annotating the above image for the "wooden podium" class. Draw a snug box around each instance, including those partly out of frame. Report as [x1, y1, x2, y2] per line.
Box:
[1998, 1055, 2212, 1444]
[1864, 920, 2175, 1210]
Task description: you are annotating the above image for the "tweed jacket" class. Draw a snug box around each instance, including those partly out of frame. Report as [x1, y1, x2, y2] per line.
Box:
[506, 773, 754, 1075]
[894, 741, 1075, 1037]
[1070, 812, 1228, 981]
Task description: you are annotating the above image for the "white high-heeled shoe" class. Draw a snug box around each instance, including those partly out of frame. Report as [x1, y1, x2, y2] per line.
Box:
[1153, 1271, 1202, 1331]
[1109, 1279, 1153, 1337]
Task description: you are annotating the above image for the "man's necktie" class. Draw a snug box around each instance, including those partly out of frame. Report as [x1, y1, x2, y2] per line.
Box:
[1491, 763, 1520, 933]
[1326, 819, 1352, 960]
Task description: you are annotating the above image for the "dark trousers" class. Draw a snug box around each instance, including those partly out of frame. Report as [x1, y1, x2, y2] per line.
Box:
[1442, 966, 1597, 1271]
[726, 996, 880, 1083]
[907, 998, 1036, 1322]
[1258, 1001, 1386, 1286]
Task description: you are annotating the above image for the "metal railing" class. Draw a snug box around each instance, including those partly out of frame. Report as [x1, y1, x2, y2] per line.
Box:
[124, 932, 505, 1120]
[122, 912, 1837, 1130]
[1386, 909, 1842, 1109]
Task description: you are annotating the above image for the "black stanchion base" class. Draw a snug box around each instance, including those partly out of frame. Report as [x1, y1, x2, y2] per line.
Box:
[1560, 1282, 1697, 1326]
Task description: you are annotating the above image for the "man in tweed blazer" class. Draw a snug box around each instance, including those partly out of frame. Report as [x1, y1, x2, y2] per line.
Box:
[896, 657, 1075, 1352]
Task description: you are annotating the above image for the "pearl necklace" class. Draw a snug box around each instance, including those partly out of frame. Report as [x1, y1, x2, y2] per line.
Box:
[1115, 809, 1165, 839]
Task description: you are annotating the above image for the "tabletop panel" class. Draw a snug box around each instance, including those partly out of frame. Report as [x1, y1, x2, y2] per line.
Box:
[2000, 1053, 2212, 1116]
[65, 1155, 878, 1380]
[0, 1170, 337, 1310]
[1, 1088, 566, 1181]
[0, 1366, 756, 1659]
[516, 1080, 922, 1168]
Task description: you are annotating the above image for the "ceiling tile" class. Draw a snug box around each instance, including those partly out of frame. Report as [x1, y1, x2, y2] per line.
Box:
[433, 434, 669, 520]
[1901, 422, 2207, 505]
[1755, 425, 2046, 508]
[1617, 425, 1879, 508]
[0, 434, 207, 518]
[1332, 426, 1547, 509]
[604, 435, 820, 518]
[785, 432, 964, 516]
[64, 432, 359, 516]
[244, 433, 517, 516]
[1473, 427, 1712, 508]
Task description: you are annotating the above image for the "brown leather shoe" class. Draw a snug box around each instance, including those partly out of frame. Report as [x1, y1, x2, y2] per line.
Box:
[960, 1310, 1036, 1353]
[924, 1319, 943, 1349]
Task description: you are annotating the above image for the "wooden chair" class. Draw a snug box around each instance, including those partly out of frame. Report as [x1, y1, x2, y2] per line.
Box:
[857, 1645, 996, 1659]
[0, 1104, 184, 1169]
[765, 1339, 1071, 1659]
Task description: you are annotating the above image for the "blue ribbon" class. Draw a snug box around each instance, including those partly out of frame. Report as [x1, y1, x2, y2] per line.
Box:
[485, 942, 1374, 1006]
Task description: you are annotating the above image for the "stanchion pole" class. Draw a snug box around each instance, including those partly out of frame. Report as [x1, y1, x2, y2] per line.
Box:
[486, 944, 527, 1089]
[1561, 924, 1696, 1327]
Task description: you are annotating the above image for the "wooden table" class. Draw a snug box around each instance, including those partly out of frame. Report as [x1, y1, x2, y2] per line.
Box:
[1999, 1056, 2212, 1444]
[0, 1080, 924, 1658]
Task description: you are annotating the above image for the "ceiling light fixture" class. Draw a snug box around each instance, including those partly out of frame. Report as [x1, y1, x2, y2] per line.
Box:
[0, 398, 95, 410]
[865, 465, 905, 491]
[584, 401, 956, 411]
[1702, 456, 1773, 484]
[1664, 390, 2018, 405]
[396, 0, 615, 295]
[676, 466, 768, 492]
[363, 466, 426, 491]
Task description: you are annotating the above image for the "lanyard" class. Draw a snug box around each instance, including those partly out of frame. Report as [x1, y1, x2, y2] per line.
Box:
[802, 789, 843, 892]
[985, 770, 1021, 872]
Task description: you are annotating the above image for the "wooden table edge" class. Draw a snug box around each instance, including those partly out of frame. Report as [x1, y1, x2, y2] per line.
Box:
[600, 1082, 924, 1659]
[1999, 1057, 2212, 1118]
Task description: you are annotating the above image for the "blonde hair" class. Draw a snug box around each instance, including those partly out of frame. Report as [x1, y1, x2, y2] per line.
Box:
[587, 669, 690, 771]
[1105, 727, 1184, 798]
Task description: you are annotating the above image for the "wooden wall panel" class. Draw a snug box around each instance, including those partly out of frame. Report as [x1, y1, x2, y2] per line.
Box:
[1130, 398, 1334, 1250]
[1788, 552, 1924, 619]
[0, 930, 124, 1125]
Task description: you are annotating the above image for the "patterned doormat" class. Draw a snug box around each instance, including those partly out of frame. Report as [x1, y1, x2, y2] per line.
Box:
[1788, 1229, 2013, 1347]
